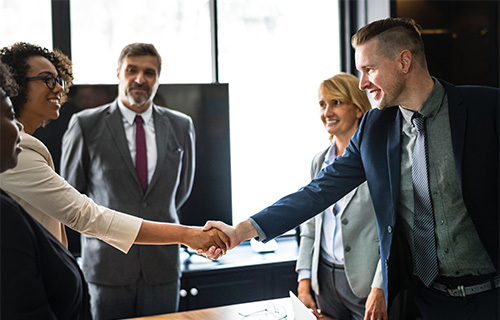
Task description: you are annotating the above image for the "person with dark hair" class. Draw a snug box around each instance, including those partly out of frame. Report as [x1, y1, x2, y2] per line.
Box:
[0, 61, 22, 172]
[204, 17, 499, 320]
[0, 42, 227, 318]
[1, 61, 92, 319]
[60, 43, 198, 319]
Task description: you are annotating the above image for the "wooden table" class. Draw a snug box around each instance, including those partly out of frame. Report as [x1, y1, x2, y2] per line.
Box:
[123, 297, 337, 320]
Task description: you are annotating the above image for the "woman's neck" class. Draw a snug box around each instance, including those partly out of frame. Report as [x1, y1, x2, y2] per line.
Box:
[17, 116, 40, 135]
[334, 127, 358, 156]
[334, 138, 349, 157]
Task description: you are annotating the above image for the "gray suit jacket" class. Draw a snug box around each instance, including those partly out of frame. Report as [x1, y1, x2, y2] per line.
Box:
[296, 144, 382, 298]
[61, 100, 195, 286]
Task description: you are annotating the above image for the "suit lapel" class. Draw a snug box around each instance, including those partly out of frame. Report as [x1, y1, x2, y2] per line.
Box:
[148, 105, 171, 192]
[341, 187, 358, 209]
[387, 109, 402, 221]
[105, 102, 140, 186]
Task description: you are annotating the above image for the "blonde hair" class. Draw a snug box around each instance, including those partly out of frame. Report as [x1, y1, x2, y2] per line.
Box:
[319, 73, 371, 114]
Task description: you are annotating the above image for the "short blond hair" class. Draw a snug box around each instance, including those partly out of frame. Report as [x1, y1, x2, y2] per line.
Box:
[351, 17, 427, 68]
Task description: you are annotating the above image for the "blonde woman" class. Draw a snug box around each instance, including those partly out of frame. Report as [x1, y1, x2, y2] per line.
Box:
[296, 73, 387, 320]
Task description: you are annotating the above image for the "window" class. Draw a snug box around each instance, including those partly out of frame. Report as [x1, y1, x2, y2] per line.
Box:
[70, 0, 212, 84]
[0, 0, 52, 49]
[218, 0, 340, 223]
[4, 0, 341, 225]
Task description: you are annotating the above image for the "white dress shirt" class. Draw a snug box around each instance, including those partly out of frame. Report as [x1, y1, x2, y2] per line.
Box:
[320, 142, 347, 265]
[298, 142, 349, 282]
[117, 101, 157, 184]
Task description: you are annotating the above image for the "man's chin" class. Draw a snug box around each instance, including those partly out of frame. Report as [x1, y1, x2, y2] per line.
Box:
[128, 95, 150, 106]
[121, 97, 152, 111]
[374, 98, 391, 110]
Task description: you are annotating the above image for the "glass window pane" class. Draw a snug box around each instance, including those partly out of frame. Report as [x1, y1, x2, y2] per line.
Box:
[0, 0, 52, 49]
[70, 0, 212, 84]
[218, 0, 341, 224]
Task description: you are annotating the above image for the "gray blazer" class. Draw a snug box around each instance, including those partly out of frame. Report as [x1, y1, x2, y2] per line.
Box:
[61, 100, 195, 286]
[296, 144, 382, 298]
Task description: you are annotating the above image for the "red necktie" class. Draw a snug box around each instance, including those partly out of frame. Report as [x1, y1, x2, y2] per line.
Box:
[135, 115, 148, 193]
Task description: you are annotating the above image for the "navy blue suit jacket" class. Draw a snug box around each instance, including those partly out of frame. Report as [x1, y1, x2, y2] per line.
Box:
[252, 80, 499, 304]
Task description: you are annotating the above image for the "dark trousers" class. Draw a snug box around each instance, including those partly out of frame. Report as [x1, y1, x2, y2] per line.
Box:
[316, 258, 367, 320]
[88, 275, 180, 320]
[413, 277, 499, 320]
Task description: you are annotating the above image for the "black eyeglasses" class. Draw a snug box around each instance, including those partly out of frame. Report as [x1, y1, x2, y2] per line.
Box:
[26, 75, 66, 90]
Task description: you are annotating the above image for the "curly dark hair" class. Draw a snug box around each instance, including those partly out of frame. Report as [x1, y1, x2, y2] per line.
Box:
[0, 61, 18, 97]
[0, 42, 73, 117]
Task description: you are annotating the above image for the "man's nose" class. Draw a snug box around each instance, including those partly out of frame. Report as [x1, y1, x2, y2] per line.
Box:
[135, 72, 146, 84]
[359, 73, 369, 90]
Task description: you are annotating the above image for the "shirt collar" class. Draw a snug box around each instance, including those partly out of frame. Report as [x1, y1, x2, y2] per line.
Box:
[324, 138, 337, 165]
[117, 99, 154, 126]
[399, 77, 446, 125]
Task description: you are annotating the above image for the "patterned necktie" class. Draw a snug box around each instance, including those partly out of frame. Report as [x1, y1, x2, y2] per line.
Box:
[412, 113, 438, 287]
[135, 115, 148, 193]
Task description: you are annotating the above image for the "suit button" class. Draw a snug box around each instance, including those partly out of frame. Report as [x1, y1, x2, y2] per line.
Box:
[342, 219, 348, 225]
[388, 226, 393, 233]
[385, 259, 389, 266]
[345, 246, 351, 252]
[142, 202, 148, 208]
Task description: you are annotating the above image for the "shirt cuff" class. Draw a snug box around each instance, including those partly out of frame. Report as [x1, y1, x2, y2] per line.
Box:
[100, 211, 143, 253]
[248, 217, 267, 242]
[297, 269, 312, 282]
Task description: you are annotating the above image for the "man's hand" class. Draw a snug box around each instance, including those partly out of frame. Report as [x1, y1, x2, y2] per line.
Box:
[199, 221, 238, 260]
[183, 227, 229, 257]
[297, 279, 322, 318]
[200, 219, 259, 259]
[202, 221, 240, 249]
[364, 287, 387, 320]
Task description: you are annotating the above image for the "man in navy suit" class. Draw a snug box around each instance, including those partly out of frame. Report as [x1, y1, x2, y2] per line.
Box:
[204, 18, 499, 320]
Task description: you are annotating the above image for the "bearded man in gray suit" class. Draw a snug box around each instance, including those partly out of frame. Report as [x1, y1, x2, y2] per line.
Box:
[61, 43, 195, 320]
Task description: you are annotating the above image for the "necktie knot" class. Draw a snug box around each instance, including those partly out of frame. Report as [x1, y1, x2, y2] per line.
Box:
[135, 115, 144, 125]
[412, 113, 426, 134]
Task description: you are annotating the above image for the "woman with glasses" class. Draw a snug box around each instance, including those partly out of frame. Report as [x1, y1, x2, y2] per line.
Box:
[0, 42, 227, 257]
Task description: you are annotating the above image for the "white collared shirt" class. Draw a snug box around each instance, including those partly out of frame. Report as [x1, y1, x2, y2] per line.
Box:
[117, 100, 157, 184]
[320, 142, 347, 265]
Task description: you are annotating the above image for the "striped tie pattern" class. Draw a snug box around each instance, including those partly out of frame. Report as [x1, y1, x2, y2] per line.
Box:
[412, 114, 439, 287]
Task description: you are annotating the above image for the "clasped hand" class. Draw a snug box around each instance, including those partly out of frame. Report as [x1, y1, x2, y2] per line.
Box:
[184, 225, 229, 258]
[196, 221, 240, 260]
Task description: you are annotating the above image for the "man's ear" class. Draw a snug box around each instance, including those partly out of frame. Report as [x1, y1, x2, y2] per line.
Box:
[399, 50, 412, 74]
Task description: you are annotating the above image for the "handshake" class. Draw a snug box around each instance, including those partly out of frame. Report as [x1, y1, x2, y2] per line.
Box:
[183, 220, 259, 260]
